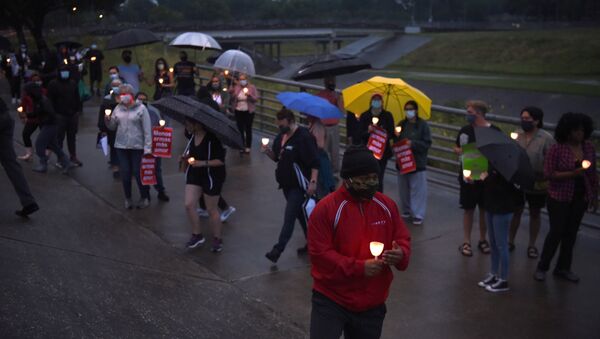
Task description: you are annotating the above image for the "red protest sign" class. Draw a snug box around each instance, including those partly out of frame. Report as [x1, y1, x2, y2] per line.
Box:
[393, 139, 417, 174]
[152, 126, 173, 158]
[367, 126, 388, 160]
[141, 156, 157, 186]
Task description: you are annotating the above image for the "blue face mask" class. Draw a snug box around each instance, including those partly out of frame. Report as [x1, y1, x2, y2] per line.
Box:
[60, 71, 70, 80]
[371, 100, 382, 109]
[111, 87, 120, 95]
[406, 110, 416, 119]
[466, 114, 477, 124]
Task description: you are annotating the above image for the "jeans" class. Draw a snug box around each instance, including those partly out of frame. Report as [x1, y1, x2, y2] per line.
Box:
[153, 157, 165, 193]
[397, 170, 428, 219]
[56, 114, 79, 158]
[486, 212, 512, 280]
[274, 187, 307, 253]
[310, 291, 386, 339]
[235, 110, 254, 148]
[35, 124, 67, 164]
[538, 197, 586, 272]
[116, 149, 149, 200]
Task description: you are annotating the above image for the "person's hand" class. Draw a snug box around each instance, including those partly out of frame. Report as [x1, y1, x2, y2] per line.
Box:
[454, 146, 463, 155]
[260, 144, 270, 154]
[382, 241, 404, 266]
[573, 167, 585, 177]
[479, 171, 488, 181]
[364, 259, 384, 277]
[307, 181, 317, 196]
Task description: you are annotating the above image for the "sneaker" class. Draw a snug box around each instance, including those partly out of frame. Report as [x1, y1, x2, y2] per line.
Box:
[265, 247, 282, 263]
[186, 234, 205, 249]
[54, 162, 63, 169]
[412, 218, 423, 225]
[32, 163, 48, 173]
[478, 273, 498, 288]
[197, 208, 209, 217]
[401, 213, 411, 218]
[70, 158, 83, 167]
[533, 269, 546, 282]
[553, 270, 579, 283]
[137, 198, 150, 209]
[211, 237, 223, 253]
[485, 279, 509, 293]
[15, 203, 40, 217]
[157, 191, 170, 202]
[220, 206, 236, 222]
[125, 199, 133, 210]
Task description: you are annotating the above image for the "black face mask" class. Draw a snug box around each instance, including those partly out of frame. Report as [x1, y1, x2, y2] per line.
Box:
[180, 56, 188, 61]
[279, 125, 291, 134]
[521, 120, 535, 132]
[123, 55, 132, 63]
[346, 180, 378, 200]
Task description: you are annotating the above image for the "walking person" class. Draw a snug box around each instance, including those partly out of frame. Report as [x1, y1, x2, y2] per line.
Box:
[359, 93, 395, 192]
[308, 145, 411, 339]
[105, 84, 153, 209]
[509, 107, 555, 258]
[84, 43, 104, 96]
[262, 108, 319, 262]
[135, 91, 170, 202]
[534, 113, 597, 283]
[0, 97, 39, 217]
[454, 100, 494, 257]
[17, 73, 45, 161]
[230, 74, 258, 154]
[173, 51, 197, 96]
[316, 75, 343, 173]
[395, 100, 432, 225]
[151, 58, 174, 100]
[182, 118, 227, 252]
[47, 66, 83, 167]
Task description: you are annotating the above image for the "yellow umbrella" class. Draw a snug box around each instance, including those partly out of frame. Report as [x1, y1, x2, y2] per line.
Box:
[342, 76, 432, 124]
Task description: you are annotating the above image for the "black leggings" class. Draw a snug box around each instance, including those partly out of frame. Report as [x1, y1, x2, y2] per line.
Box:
[9, 76, 21, 99]
[235, 110, 254, 148]
[22, 122, 39, 148]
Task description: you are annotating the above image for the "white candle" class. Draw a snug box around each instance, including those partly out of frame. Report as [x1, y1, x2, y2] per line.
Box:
[222, 87, 228, 92]
[158, 78, 164, 84]
[17, 106, 23, 113]
[395, 126, 402, 134]
[187, 157, 196, 165]
[582, 160, 591, 169]
[104, 109, 112, 116]
[169, 67, 174, 73]
[159, 119, 166, 127]
[372, 117, 379, 125]
[261, 138, 269, 146]
[369, 241, 384, 260]
[90, 56, 97, 62]
[510, 132, 518, 140]
[6, 58, 10, 63]
[224, 70, 229, 75]
[242, 87, 249, 94]
[63, 58, 68, 65]
[463, 169, 472, 178]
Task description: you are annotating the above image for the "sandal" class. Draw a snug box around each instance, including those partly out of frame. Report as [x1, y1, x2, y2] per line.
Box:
[459, 243, 473, 257]
[478, 240, 491, 254]
[527, 246, 539, 259]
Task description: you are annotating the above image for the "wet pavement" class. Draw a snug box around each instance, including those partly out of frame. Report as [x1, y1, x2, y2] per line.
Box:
[2, 85, 600, 338]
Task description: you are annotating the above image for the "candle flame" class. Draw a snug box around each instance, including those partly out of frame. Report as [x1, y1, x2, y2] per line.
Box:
[372, 117, 379, 125]
[369, 241, 384, 258]
[104, 109, 112, 116]
[395, 126, 402, 134]
[17, 106, 23, 113]
[169, 67, 174, 73]
[187, 157, 195, 165]
[158, 78, 164, 84]
[582, 160, 591, 169]
[261, 138, 269, 146]
[463, 169, 472, 178]
[510, 132, 518, 140]
[159, 119, 166, 127]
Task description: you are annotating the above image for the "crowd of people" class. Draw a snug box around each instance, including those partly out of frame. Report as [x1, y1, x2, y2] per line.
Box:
[1, 40, 598, 339]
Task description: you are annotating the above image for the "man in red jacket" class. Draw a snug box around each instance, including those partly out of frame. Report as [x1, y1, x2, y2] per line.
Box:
[308, 145, 411, 339]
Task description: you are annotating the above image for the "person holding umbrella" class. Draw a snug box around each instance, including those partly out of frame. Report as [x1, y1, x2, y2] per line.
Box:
[534, 113, 597, 283]
[358, 93, 396, 192]
[229, 74, 259, 154]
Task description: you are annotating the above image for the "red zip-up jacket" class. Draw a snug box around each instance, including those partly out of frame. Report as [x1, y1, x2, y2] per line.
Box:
[308, 185, 411, 312]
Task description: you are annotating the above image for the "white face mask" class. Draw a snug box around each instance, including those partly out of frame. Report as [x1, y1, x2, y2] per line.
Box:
[157, 64, 165, 71]
[240, 80, 248, 86]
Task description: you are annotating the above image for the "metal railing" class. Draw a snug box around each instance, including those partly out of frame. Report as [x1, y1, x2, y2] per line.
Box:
[196, 65, 600, 228]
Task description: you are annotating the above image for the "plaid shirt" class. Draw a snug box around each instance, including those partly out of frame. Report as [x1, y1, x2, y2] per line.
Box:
[544, 141, 598, 202]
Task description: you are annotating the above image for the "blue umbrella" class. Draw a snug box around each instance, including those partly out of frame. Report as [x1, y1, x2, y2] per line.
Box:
[276, 92, 344, 120]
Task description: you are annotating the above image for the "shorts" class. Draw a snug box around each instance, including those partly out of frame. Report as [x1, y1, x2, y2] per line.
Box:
[459, 179, 485, 210]
[186, 169, 223, 196]
[515, 192, 547, 210]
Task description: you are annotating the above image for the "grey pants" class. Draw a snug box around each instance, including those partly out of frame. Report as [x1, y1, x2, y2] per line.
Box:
[397, 170, 428, 219]
[0, 114, 36, 207]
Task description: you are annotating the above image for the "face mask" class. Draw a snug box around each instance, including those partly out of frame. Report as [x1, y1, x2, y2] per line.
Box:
[406, 110, 416, 119]
[91, 44, 97, 49]
[136, 99, 147, 106]
[60, 71, 70, 80]
[157, 64, 165, 70]
[180, 55, 188, 61]
[371, 100, 382, 109]
[34, 81, 42, 86]
[346, 177, 379, 200]
[120, 94, 133, 105]
[521, 120, 535, 132]
[110, 73, 119, 80]
[211, 83, 220, 89]
[111, 87, 120, 95]
[123, 55, 132, 63]
[240, 80, 248, 87]
[466, 114, 477, 124]
[279, 125, 291, 134]
[326, 83, 336, 91]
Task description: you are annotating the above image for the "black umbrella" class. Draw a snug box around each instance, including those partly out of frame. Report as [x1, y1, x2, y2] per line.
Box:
[474, 127, 535, 190]
[0, 36, 12, 51]
[292, 53, 371, 81]
[54, 41, 82, 50]
[106, 28, 160, 50]
[153, 95, 243, 149]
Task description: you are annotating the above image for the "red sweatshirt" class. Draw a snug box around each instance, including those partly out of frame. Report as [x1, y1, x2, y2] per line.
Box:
[308, 185, 411, 312]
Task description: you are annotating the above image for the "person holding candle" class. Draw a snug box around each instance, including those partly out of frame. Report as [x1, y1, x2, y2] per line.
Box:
[509, 107, 555, 258]
[307, 145, 411, 339]
[262, 108, 319, 262]
[98, 78, 122, 178]
[84, 43, 104, 97]
[230, 74, 259, 154]
[182, 118, 227, 253]
[151, 58, 174, 101]
[17, 73, 45, 161]
[534, 112, 597, 283]
[394, 100, 432, 225]
[206, 75, 228, 113]
[358, 93, 396, 192]
[105, 84, 152, 209]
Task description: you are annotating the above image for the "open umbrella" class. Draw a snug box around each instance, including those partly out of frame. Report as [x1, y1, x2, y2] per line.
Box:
[214, 50, 255, 76]
[153, 95, 243, 149]
[0, 36, 13, 51]
[292, 53, 371, 81]
[276, 92, 343, 120]
[169, 32, 221, 51]
[54, 41, 82, 50]
[342, 76, 432, 124]
[106, 28, 160, 50]
[474, 126, 535, 190]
